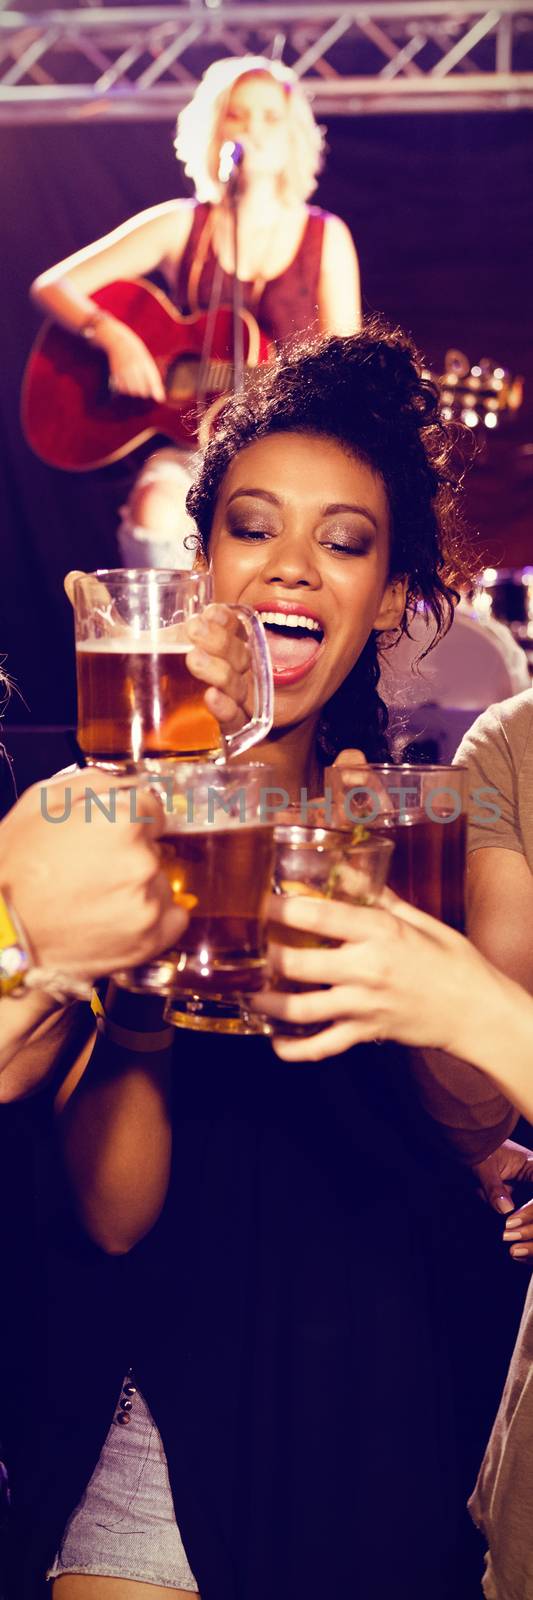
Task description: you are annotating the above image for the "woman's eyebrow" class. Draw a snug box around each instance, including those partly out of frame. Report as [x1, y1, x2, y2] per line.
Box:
[226, 488, 280, 508]
[225, 490, 379, 531]
[322, 502, 378, 529]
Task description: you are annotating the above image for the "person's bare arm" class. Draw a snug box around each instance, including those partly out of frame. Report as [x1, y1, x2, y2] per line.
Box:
[467, 846, 533, 993]
[318, 214, 361, 335]
[30, 199, 193, 327]
[3, 980, 174, 1251]
[410, 845, 533, 1160]
[29, 201, 194, 400]
[57, 984, 173, 1255]
[0, 996, 94, 1100]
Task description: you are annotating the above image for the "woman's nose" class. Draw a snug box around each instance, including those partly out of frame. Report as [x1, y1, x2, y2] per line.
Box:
[249, 113, 266, 143]
[261, 535, 320, 589]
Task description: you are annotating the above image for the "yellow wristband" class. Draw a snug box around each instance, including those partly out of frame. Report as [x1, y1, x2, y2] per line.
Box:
[0, 891, 32, 996]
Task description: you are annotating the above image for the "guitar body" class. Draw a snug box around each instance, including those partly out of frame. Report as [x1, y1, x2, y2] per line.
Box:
[21, 279, 274, 472]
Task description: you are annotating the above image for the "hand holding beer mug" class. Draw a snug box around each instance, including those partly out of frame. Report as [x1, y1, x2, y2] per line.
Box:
[69, 569, 273, 770]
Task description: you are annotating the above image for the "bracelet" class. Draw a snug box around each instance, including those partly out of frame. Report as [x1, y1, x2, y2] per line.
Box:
[79, 308, 107, 341]
[0, 891, 32, 996]
[0, 890, 93, 1003]
[90, 988, 174, 1052]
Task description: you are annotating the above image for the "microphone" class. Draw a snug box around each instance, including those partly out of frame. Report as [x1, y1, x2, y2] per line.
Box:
[218, 140, 244, 187]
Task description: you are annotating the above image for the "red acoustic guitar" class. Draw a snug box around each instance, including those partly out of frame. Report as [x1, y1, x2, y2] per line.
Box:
[21, 278, 274, 472]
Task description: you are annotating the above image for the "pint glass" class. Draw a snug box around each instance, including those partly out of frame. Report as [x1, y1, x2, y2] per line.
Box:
[329, 763, 468, 931]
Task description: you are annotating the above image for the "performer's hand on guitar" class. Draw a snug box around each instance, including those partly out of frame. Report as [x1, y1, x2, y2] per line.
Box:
[97, 316, 166, 403]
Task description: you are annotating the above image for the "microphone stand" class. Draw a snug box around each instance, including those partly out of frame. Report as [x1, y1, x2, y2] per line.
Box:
[228, 179, 244, 395]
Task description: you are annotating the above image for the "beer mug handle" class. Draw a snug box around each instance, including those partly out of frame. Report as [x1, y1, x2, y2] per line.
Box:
[223, 606, 274, 758]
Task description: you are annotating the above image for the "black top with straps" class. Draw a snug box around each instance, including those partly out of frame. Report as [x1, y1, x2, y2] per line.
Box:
[2, 1028, 522, 1600]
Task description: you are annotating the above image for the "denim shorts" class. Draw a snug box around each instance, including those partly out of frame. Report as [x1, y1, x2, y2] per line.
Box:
[47, 1373, 198, 1590]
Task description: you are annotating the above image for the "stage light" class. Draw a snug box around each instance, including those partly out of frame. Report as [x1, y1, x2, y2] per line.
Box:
[484, 412, 498, 429]
[471, 365, 482, 377]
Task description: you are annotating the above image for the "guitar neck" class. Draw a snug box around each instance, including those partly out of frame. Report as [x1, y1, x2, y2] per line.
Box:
[202, 357, 236, 394]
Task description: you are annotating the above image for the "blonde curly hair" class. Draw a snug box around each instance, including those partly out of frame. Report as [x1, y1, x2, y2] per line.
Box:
[175, 56, 325, 205]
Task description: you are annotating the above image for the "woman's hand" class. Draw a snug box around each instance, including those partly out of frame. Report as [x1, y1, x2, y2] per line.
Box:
[186, 603, 253, 734]
[98, 316, 166, 403]
[471, 1140, 533, 1257]
[503, 1195, 533, 1262]
[254, 889, 500, 1063]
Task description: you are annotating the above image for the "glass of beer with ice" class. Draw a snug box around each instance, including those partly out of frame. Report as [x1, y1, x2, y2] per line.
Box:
[72, 569, 273, 771]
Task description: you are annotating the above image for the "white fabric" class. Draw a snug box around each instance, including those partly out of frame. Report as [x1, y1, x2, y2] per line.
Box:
[380, 601, 530, 712]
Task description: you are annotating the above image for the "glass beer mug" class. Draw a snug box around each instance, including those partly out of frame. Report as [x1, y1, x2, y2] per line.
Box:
[72, 569, 273, 771]
[114, 761, 277, 1035]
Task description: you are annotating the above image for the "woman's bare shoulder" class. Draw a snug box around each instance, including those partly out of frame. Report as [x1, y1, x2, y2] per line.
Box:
[127, 196, 196, 246]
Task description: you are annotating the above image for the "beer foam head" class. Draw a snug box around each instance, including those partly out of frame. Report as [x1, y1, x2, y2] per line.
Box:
[76, 633, 190, 654]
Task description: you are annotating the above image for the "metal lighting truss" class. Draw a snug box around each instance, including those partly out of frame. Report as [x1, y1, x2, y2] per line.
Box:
[0, 2, 532, 122]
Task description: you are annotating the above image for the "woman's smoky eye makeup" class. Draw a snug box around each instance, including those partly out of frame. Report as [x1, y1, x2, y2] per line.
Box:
[226, 506, 277, 540]
[224, 507, 377, 552]
[319, 523, 375, 555]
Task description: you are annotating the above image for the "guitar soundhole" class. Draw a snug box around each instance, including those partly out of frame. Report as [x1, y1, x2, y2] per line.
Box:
[165, 354, 202, 401]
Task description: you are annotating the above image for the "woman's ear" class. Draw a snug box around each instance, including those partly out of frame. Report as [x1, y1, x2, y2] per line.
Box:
[374, 576, 408, 633]
[192, 548, 209, 574]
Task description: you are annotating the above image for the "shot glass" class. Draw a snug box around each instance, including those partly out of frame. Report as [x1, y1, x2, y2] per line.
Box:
[253, 824, 392, 1039]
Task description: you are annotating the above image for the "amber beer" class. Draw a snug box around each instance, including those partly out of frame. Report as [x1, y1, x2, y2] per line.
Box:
[162, 822, 275, 996]
[376, 809, 466, 932]
[76, 638, 221, 763]
[329, 765, 468, 934]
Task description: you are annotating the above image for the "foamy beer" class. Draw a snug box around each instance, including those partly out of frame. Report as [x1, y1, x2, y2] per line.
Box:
[114, 762, 277, 1035]
[72, 570, 273, 770]
[329, 764, 468, 932]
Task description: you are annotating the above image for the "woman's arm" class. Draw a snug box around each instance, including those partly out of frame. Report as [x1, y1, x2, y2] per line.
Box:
[0, 994, 93, 1099]
[57, 984, 174, 1255]
[318, 214, 361, 335]
[29, 200, 194, 400]
[409, 842, 533, 1159]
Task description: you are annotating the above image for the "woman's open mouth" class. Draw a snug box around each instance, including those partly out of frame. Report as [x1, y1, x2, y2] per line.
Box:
[258, 608, 325, 686]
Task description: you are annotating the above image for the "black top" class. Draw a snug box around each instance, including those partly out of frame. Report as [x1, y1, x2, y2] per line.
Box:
[0, 1033, 524, 1600]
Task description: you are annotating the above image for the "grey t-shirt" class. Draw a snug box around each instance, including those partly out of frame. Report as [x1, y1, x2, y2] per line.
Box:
[455, 688, 533, 869]
[456, 690, 533, 1599]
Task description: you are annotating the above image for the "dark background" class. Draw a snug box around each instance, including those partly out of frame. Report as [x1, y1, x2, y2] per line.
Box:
[1, 109, 532, 730]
